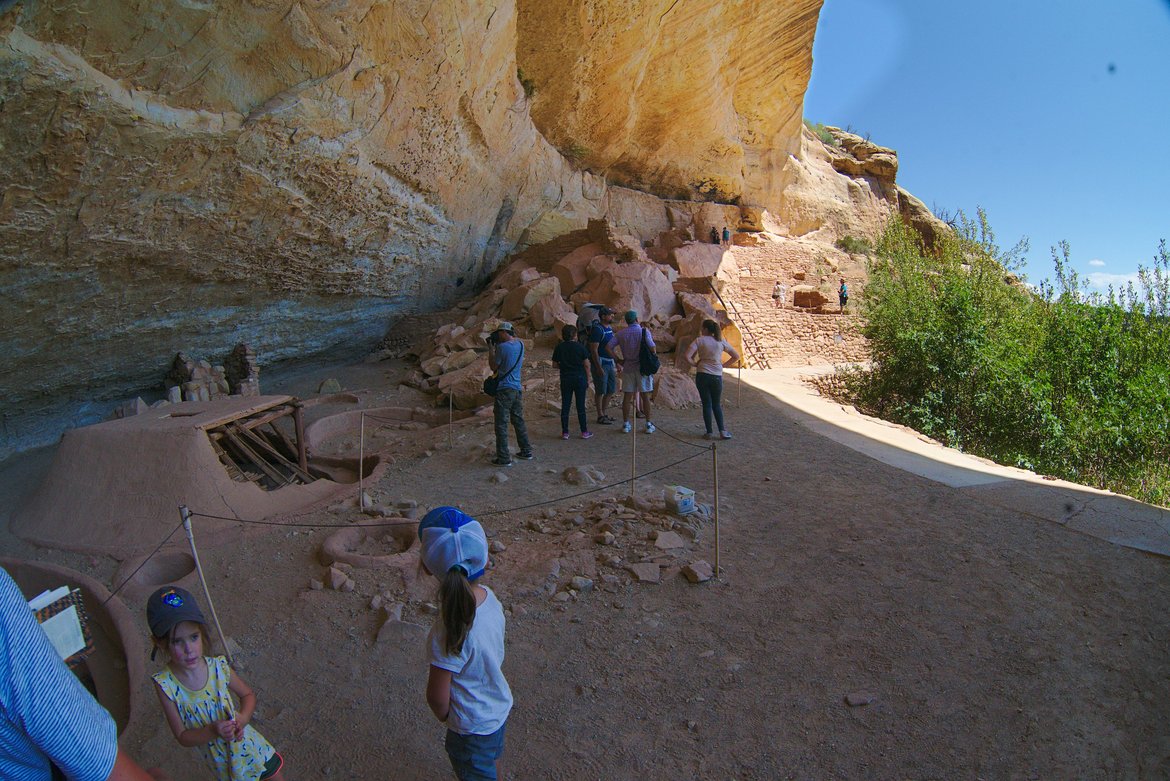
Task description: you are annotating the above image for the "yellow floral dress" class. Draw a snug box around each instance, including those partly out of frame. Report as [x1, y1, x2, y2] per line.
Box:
[153, 655, 276, 781]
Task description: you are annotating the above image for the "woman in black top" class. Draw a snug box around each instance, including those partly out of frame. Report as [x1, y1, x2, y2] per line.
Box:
[552, 325, 593, 439]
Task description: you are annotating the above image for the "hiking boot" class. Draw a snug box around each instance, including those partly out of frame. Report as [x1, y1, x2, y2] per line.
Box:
[622, 421, 632, 433]
[581, 431, 594, 439]
[516, 451, 535, 460]
[645, 421, 656, 434]
[491, 457, 513, 467]
[597, 415, 614, 425]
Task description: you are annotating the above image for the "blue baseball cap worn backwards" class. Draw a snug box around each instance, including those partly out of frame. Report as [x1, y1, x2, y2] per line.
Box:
[418, 506, 489, 580]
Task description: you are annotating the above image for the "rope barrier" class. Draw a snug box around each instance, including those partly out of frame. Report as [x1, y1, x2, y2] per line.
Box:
[186, 446, 710, 527]
[102, 519, 186, 606]
[654, 422, 714, 451]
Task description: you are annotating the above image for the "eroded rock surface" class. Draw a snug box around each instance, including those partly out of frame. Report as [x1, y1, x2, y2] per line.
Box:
[0, 0, 823, 457]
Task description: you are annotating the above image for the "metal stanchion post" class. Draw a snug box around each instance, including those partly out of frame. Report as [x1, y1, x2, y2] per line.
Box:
[448, 392, 454, 452]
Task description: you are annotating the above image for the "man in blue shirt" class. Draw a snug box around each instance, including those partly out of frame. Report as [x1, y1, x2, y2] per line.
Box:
[487, 322, 533, 466]
[587, 307, 618, 425]
[0, 566, 164, 781]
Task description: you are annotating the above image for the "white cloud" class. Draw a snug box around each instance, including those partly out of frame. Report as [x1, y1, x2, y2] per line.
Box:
[1088, 258, 1106, 267]
[1086, 271, 1139, 292]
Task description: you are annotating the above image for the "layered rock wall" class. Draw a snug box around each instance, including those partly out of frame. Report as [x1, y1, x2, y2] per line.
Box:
[0, 1, 821, 457]
[517, 0, 821, 205]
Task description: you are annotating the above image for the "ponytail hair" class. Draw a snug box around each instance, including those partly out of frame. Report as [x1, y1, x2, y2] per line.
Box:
[702, 319, 722, 341]
[438, 566, 477, 655]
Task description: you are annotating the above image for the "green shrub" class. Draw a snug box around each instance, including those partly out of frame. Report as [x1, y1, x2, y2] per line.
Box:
[561, 142, 588, 165]
[845, 211, 1170, 507]
[803, 119, 837, 148]
[835, 235, 873, 255]
[517, 67, 536, 99]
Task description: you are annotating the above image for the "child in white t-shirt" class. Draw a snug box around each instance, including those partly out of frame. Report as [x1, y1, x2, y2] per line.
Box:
[419, 507, 513, 780]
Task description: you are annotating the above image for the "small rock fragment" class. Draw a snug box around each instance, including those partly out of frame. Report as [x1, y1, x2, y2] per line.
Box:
[309, 579, 324, 591]
[327, 567, 348, 590]
[654, 531, 687, 549]
[594, 532, 615, 546]
[627, 563, 661, 584]
[570, 576, 594, 593]
[681, 560, 714, 583]
[844, 692, 875, 707]
[489, 540, 507, 554]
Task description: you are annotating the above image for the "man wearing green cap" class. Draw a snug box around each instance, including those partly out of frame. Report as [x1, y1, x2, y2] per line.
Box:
[610, 310, 656, 434]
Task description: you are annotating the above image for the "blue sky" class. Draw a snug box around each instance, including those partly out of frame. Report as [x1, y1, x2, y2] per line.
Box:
[803, 0, 1170, 292]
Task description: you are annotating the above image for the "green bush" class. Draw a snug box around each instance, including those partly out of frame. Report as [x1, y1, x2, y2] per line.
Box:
[561, 142, 589, 165]
[845, 212, 1170, 507]
[517, 67, 536, 99]
[803, 119, 837, 148]
[835, 235, 873, 255]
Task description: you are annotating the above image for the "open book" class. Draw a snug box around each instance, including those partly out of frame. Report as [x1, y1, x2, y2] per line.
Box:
[28, 586, 94, 668]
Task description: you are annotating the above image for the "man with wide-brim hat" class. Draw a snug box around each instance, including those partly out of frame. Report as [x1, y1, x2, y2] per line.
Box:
[487, 322, 533, 467]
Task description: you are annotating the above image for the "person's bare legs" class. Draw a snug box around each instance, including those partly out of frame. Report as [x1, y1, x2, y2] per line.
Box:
[622, 391, 635, 426]
[642, 392, 653, 426]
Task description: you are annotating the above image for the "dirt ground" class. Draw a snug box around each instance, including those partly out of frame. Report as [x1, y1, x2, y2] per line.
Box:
[3, 348, 1170, 781]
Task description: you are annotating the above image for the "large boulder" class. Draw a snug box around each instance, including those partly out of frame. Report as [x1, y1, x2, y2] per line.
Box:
[528, 292, 577, 332]
[435, 356, 493, 410]
[550, 243, 605, 295]
[670, 243, 727, 278]
[675, 291, 717, 320]
[651, 367, 700, 410]
[573, 261, 680, 321]
[499, 276, 562, 320]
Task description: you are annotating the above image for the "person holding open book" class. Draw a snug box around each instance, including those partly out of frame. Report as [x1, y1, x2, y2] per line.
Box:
[0, 566, 166, 781]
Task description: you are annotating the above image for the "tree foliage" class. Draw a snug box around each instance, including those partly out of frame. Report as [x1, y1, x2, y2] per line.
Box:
[845, 213, 1169, 507]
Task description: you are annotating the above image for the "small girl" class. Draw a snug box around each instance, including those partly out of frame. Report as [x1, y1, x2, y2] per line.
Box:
[684, 319, 741, 440]
[146, 586, 285, 781]
[419, 507, 513, 781]
[551, 324, 593, 440]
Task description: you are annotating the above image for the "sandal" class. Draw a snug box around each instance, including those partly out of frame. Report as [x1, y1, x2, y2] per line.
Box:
[597, 415, 615, 425]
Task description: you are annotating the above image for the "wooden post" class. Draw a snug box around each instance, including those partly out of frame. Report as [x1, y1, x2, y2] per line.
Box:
[358, 412, 365, 507]
[180, 506, 233, 668]
[712, 444, 720, 579]
[629, 414, 636, 501]
[448, 392, 454, 452]
[292, 401, 308, 473]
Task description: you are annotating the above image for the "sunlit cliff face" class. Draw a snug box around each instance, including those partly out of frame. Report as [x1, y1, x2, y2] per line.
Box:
[0, 0, 820, 455]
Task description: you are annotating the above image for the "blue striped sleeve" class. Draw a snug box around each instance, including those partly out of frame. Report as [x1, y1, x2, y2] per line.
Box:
[0, 567, 117, 781]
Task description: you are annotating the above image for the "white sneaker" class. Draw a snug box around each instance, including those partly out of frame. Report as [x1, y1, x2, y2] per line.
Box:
[622, 421, 632, 433]
[645, 421, 656, 434]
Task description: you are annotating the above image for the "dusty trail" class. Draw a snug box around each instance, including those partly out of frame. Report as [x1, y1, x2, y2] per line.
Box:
[1, 316, 1168, 779]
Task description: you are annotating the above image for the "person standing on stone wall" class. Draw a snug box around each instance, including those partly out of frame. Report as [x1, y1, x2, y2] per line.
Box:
[488, 322, 533, 466]
[709, 226, 719, 245]
[722, 226, 731, 246]
[611, 310, 656, 435]
[838, 278, 849, 312]
[771, 280, 783, 308]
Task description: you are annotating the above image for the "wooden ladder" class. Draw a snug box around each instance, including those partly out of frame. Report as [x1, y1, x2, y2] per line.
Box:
[708, 279, 771, 370]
